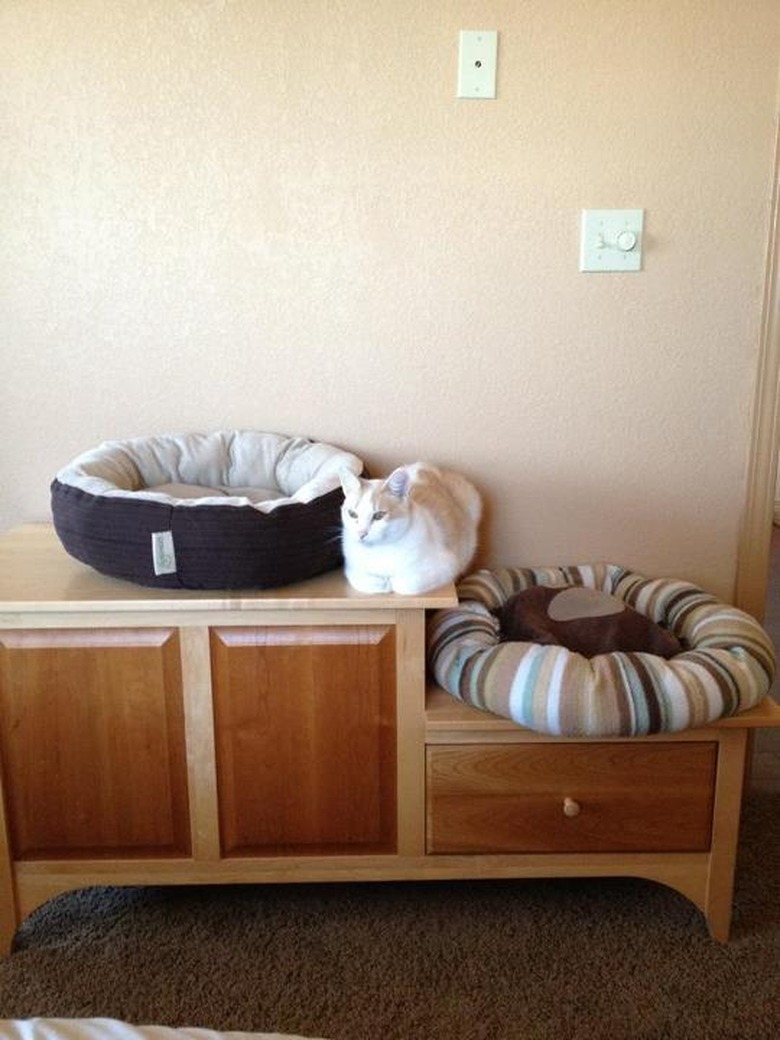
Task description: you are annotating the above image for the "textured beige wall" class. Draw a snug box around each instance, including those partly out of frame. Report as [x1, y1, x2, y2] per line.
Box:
[2, 1, 779, 598]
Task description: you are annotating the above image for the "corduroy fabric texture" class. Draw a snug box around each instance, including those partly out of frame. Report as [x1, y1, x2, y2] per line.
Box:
[427, 563, 775, 736]
[51, 431, 364, 590]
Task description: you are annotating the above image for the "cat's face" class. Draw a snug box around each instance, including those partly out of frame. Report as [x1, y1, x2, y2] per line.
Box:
[340, 470, 408, 545]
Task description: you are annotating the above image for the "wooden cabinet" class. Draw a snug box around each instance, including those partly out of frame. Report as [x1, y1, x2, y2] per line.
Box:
[0, 621, 398, 864]
[0, 524, 446, 955]
[0, 523, 778, 952]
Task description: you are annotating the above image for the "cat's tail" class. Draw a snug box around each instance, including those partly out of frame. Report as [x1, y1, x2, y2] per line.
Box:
[450, 472, 482, 526]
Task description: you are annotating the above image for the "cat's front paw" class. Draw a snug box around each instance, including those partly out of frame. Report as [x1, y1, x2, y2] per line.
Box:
[390, 574, 431, 595]
[345, 569, 391, 594]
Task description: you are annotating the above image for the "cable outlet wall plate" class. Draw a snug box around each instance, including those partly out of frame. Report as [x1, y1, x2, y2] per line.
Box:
[457, 30, 498, 99]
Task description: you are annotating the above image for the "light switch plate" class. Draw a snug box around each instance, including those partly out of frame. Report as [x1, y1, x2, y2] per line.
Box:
[580, 209, 644, 272]
[457, 30, 498, 99]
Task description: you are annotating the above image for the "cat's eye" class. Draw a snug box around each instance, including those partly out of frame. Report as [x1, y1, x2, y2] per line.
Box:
[372, 511, 386, 521]
[348, 509, 358, 518]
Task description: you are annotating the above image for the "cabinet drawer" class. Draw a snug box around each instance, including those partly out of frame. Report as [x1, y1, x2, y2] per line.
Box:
[427, 742, 717, 854]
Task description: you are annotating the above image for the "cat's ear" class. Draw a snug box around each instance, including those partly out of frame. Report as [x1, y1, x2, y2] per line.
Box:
[384, 466, 411, 499]
[339, 468, 361, 497]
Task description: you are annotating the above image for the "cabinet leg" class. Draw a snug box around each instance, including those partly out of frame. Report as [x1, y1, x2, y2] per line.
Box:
[703, 728, 749, 944]
[0, 776, 19, 955]
[0, 911, 16, 956]
[0, 865, 18, 954]
[705, 904, 732, 944]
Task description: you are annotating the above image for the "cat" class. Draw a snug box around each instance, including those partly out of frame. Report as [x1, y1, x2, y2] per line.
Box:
[339, 462, 481, 594]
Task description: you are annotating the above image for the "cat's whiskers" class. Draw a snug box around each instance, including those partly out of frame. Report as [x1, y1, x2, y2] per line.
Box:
[323, 525, 346, 548]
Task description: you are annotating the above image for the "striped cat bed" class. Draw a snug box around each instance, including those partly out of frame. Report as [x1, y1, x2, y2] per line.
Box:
[427, 563, 775, 737]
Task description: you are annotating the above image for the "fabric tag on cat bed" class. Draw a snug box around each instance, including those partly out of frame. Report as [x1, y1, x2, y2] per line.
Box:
[497, 584, 682, 659]
[151, 531, 177, 575]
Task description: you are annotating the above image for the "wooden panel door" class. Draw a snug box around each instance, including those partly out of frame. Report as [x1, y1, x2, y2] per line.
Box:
[211, 625, 396, 856]
[0, 628, 190, 859]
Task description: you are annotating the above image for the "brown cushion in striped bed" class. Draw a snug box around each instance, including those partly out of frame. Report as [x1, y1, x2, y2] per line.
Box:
[426, 563, 775, 737]
[498, 585, 682, 659]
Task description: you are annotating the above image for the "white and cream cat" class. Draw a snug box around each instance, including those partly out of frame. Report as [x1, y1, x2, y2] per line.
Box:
[339, 463, 481, 594]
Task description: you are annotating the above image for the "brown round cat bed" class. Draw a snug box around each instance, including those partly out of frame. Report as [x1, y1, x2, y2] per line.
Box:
[427, 563, 775, 736]
[51, 430, 364, 590]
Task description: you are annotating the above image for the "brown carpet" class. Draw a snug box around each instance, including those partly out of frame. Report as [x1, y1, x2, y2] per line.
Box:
[0, 790, 778, 1040]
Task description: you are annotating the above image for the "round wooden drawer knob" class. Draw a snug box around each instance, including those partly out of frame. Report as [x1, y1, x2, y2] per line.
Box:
[563, 797, 582, 818]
